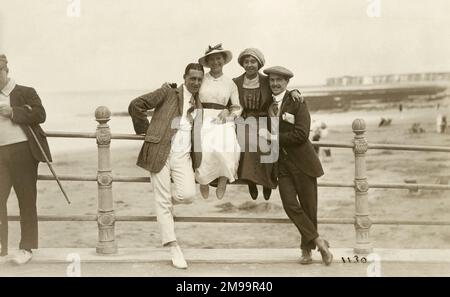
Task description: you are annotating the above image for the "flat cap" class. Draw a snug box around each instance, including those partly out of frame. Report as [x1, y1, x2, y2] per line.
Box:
[263, 66, 294, 79]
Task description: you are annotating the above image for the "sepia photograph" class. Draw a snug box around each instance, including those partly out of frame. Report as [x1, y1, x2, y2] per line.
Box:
[0, 0, 449, 281]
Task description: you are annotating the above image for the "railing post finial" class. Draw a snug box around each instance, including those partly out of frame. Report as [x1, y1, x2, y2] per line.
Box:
[352, 119, 373, 254]
[95, 106, 117, 254]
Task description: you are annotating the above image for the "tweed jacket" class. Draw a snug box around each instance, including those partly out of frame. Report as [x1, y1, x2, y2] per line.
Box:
[129, 85, 202, 173]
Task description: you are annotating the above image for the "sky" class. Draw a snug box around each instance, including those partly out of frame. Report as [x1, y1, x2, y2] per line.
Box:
[1, 0, 449, 92]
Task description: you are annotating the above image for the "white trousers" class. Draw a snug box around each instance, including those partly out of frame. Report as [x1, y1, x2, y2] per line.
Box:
[150, 151, 196, 246]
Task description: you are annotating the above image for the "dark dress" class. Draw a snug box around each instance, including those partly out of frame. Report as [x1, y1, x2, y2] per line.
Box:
[233, 73, 277, 189]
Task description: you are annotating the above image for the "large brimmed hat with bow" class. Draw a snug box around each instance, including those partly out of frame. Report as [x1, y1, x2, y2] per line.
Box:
[198, 43, 233, 67]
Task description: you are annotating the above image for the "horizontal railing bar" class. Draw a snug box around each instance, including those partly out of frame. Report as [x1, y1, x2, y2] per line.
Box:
[45, 131, 96, 138]
[370, 183, 450, 190]
[368, 143, 450, 152]
[6, 216, 450, 225]
[44, 131, 450, 152]
[111, 134, 145, 140]
[37, 175, 449, 190]
[312, 141, 354, 148]
[38, 175, 97, 182]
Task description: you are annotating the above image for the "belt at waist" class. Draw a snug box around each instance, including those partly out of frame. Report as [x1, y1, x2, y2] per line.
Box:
[202, 103, 227, 110]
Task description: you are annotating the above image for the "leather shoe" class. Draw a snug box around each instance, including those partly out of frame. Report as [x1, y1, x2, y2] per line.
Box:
[317, 239, 333, 266]
[263, 187, 272, 201]
[248, 183, 258, 200]
[300, 249, 313, 265]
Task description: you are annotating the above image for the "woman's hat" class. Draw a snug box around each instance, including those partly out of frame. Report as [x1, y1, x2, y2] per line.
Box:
[198, 44, 233, 67]
[238, 48, 265, 68]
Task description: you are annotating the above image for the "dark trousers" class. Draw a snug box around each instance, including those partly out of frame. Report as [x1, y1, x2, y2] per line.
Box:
[278, 158, 319, 250]
[0, 141, 39, 255]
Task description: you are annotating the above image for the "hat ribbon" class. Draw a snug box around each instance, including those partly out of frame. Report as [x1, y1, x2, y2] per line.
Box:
[205, 43, 223, 54]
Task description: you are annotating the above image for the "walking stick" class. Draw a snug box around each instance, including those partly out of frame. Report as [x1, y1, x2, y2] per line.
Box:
[27, 126, 71, 204]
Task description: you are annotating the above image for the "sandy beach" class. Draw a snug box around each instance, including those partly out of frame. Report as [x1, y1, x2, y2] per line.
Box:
[4, 100, 450, 251]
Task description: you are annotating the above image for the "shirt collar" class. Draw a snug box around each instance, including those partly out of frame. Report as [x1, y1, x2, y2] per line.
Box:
[182, 84, 193, 100]
[1, 78, 16, 96]
[273, 90, 287, 104]
[243, 75, 260, 89]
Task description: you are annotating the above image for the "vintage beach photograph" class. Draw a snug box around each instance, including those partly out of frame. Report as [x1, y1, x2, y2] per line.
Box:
[0, 0, 449, 278]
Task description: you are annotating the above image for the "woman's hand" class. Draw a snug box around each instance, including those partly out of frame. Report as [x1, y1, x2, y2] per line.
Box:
[290, 89, 304, 103]
[161, 82, 177, 89]
[212, 109, 230, 124]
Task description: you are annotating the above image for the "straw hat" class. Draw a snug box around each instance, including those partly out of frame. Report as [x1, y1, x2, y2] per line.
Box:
[198, 43, 233, 67]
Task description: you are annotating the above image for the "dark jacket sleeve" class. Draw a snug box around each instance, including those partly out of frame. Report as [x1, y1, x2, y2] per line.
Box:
[11, 88, 46, 125]
[128, 87, 167, 134]
[279, 101, 311, 146]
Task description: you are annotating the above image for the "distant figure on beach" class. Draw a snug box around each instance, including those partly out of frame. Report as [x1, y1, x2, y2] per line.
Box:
[410, 122, 426, 134]
[128, 63, 204, 269]
[0, 54, 52, 265]
[259, 66, 333, 266]
[233, 48, 303, 201]
[378, 117, 392, 127]
[399, 103, 404, 120]
[310, 119, 328, 155]
[436, 113, 447, 134]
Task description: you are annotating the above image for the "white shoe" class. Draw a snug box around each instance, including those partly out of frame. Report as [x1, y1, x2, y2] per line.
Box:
[11, 249, 33, 265]
[0, 255, 10, 264]
[169, 245, 188, 269]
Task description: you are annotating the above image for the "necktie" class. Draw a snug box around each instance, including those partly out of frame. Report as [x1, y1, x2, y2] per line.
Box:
[271, 101, 279, 117]
[186, 95, 196, 122]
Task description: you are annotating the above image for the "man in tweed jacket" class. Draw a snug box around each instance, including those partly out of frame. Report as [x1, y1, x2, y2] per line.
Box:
[128, 63, 204, 269]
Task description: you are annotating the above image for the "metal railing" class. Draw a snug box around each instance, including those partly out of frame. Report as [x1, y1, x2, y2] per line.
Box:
[13, 106, 450, 255]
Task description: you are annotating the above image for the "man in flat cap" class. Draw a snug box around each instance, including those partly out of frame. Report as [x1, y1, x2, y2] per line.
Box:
[260, 66, 333, 265]
[0, 54, 51, 265]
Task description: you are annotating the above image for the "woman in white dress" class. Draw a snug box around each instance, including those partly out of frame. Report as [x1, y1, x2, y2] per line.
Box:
[196, 44, 242, 199]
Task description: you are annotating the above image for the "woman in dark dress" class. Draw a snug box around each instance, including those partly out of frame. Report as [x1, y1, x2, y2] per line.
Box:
[233, 48, 302, 200]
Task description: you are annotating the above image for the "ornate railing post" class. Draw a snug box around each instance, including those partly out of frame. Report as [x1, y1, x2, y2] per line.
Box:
[95, 106, 117, 254]
[352, 119, 373, 254]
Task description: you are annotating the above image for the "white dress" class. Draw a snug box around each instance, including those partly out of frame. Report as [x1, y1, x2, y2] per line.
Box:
[195, 72, 242, 184]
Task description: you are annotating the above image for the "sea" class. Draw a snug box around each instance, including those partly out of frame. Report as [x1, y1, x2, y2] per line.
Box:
[38, 89, 448, 155]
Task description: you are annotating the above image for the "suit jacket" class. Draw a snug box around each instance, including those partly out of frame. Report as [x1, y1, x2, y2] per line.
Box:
[271, 91, 323, 178]
[129, 85, 202, 173]
[9, 85, 52, 162]
[233, 73, 273, 117]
